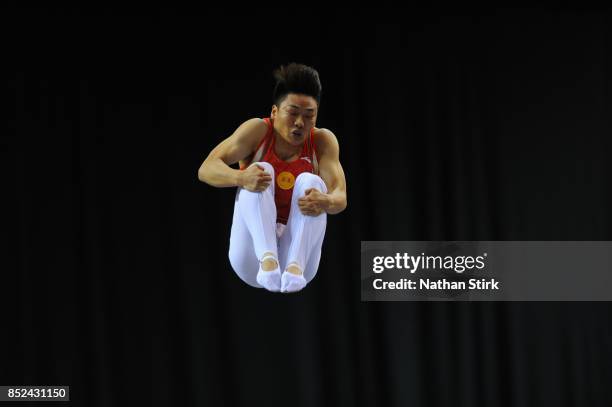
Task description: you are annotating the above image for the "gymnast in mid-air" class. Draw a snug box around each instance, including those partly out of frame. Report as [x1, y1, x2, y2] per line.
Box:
[198, 63, 347, 293]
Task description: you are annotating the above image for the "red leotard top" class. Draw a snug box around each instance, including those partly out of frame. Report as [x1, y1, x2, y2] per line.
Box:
[240, 117, 319, 224]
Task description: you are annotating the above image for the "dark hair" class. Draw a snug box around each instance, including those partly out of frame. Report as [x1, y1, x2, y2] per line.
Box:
[272, 63, 322, 106]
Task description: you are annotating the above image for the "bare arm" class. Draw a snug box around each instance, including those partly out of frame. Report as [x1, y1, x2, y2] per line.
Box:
[317, 129, 347, 214]
[299, 128, 347, 215]
[197, 118, 268, 188]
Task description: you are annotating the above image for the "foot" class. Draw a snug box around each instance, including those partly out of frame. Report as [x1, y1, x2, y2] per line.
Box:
[281, 263, 307, 293]
[256, 253, 281, 292]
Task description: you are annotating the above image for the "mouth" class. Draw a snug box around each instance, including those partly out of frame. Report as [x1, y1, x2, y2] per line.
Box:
[291, 130, 303, 139]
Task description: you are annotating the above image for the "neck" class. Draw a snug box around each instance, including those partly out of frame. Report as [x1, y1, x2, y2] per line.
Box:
[273, 131, 302, 160]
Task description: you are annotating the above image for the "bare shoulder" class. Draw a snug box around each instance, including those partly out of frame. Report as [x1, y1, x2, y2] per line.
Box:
[228, 117, 270, 157]
[313, 127, 340, 156]
[235, 118, 269, 146]
[209, 118, 269, 166]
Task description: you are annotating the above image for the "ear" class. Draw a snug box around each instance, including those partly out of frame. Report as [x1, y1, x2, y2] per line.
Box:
[270, 105, 278, 119]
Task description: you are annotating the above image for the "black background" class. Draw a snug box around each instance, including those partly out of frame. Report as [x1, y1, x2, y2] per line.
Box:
[5, 7, 612, 407]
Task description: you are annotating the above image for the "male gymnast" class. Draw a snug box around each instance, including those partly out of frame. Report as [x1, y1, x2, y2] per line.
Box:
[198, 63, 347, 293]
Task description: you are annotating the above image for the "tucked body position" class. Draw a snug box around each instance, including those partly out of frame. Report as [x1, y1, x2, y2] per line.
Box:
[198, 63, 347, 293]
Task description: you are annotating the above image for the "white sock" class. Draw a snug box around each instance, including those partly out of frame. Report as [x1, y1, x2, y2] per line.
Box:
[281, 265, 307, 293]
[256, 255, 281, 292]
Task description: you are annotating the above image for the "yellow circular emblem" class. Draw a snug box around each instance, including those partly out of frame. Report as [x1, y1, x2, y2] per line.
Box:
[277, 171, 295, 190]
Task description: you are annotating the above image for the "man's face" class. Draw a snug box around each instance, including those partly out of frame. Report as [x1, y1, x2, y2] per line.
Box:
[271, 93, 318, 147]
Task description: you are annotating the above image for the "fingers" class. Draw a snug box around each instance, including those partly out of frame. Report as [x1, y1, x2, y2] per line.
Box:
[299, 207, 321, 216]
[298, 195, 314, 205]
[258, 172, 272, 181]
[244, 169, 272, 192]
[252, 165, 271, 180]
[255, 179, 271, 191]
[299, 191, 316, 203]
[304, 188, 320, 196]
[298, 200, 322, 216]
[248, 166, 271, 191]
[252, 165, 271, 178]
[257, 175, 271, 191]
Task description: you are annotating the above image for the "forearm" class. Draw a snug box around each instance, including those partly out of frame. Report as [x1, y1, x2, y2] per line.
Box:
[198, 158, 243, 188]
[324, 189, 347, 215]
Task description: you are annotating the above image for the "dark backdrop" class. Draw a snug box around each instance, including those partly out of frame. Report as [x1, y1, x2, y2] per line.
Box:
[5, 7, 612, 407]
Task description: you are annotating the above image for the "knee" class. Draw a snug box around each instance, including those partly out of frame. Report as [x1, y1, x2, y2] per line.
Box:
[251, 161, 274, 178]
[295, 172, 327, 193]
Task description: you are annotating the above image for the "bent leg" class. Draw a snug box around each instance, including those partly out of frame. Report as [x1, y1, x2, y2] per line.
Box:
[228, 197, 260, 287]
[235, 162, 278, 260]
[279, 172, 328, 291]
[228, 162, 279, 288]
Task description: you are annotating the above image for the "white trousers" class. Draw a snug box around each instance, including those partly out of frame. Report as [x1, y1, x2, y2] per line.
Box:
[228, 161, 328, 288]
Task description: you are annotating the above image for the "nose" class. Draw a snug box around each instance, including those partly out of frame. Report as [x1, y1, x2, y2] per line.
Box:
[294, 115, 304, 128]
